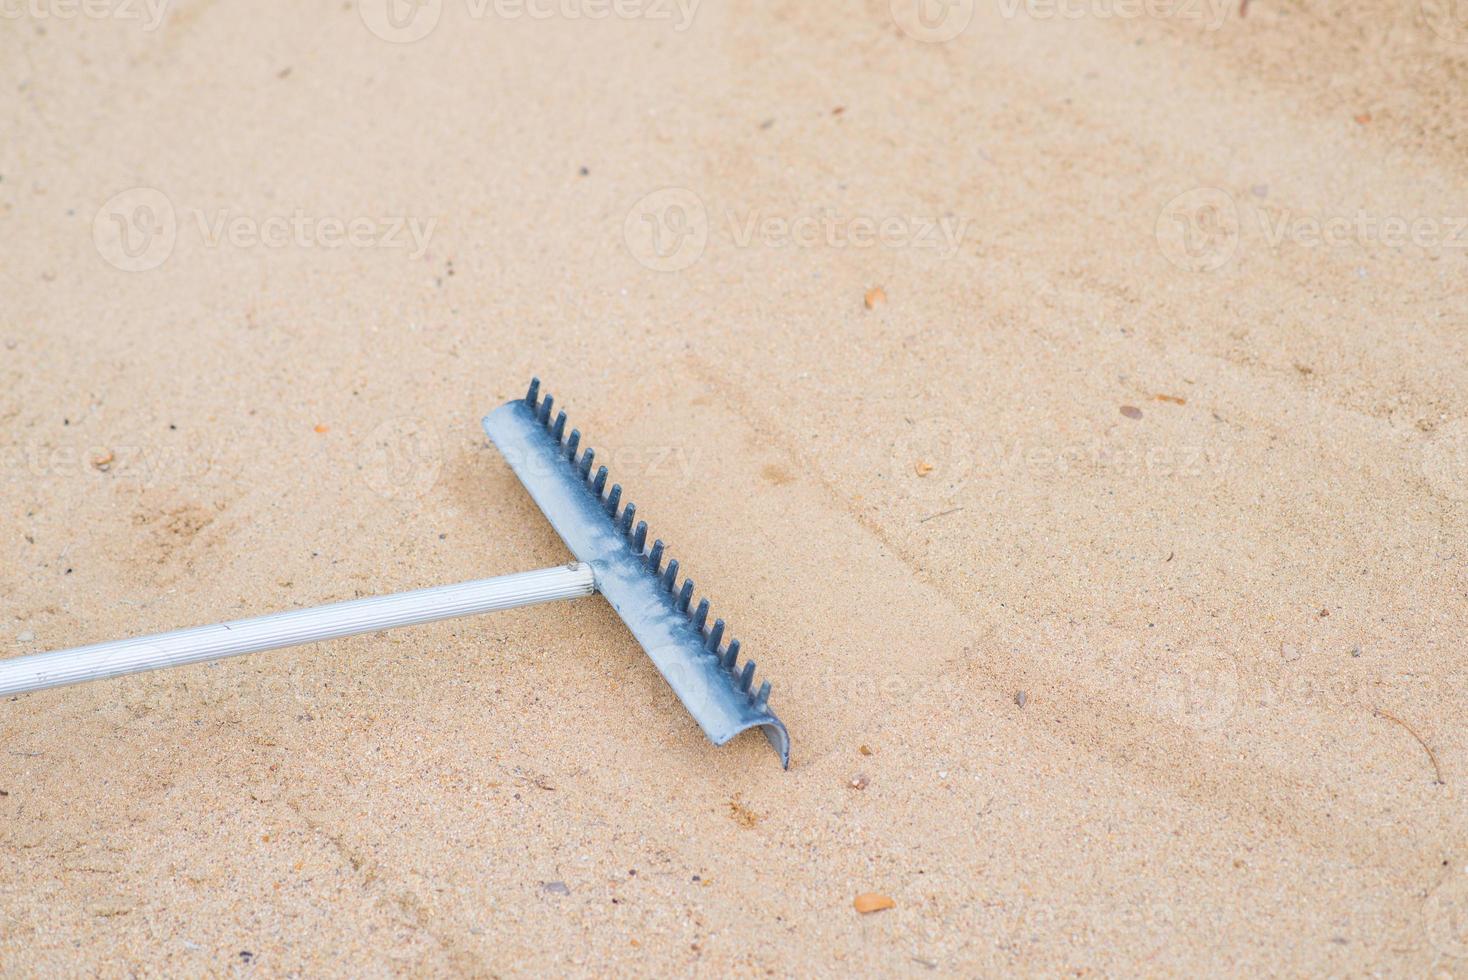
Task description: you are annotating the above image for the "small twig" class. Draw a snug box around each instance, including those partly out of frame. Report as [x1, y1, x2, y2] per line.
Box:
[919, 506, 964, 524]
[1374, 708, 1444, 785]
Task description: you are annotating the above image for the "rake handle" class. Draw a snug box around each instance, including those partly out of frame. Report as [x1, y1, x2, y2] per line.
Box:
[0, 563, 596, 698]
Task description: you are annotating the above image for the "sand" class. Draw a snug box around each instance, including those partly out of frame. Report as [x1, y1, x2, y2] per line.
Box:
[2, 0, 1466, 974]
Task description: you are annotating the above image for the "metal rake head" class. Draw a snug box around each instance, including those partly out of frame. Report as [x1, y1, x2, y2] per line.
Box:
[484, 378, 790, 768]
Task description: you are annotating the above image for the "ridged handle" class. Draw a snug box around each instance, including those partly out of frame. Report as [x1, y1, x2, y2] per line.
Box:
[0, 564, 596, 697]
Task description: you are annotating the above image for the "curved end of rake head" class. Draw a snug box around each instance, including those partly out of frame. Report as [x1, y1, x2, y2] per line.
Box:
[719, 717, 790, 771]
[484, 378, 791, 770]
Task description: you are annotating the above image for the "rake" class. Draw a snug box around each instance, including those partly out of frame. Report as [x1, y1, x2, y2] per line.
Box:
[0, 379, 791, 767]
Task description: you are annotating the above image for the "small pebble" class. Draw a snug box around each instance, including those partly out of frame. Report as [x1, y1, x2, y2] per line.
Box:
[1120, 405, 1143, 420]
[542, 881, 570, 895]
[854, 892, 895, 914]
[858, 744, 873, 756]
[848, 773, 869, 790]
[1015, 690, 1028, 708]
[17, 631, 34, 643]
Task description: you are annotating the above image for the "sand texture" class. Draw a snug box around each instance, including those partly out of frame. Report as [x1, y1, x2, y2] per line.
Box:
[2, 0, 1467, 974]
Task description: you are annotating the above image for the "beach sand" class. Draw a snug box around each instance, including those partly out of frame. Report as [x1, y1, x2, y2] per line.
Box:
[2, 0, 1466, 973]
